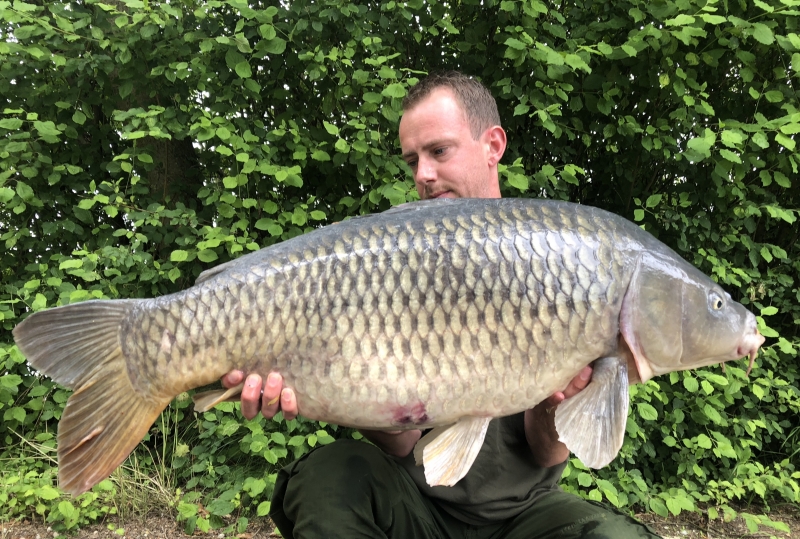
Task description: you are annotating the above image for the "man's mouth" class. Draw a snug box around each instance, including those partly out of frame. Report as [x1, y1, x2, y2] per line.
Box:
[428, 190, 454, 199]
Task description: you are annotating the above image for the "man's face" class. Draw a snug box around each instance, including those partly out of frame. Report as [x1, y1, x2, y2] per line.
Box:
[399, 87, 501, 200]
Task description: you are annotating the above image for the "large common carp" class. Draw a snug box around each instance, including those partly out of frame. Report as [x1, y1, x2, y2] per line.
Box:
[13, 199, 764, 495]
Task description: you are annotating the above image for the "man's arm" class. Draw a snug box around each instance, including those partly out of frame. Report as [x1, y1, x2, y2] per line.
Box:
[523, 365, 593, 468]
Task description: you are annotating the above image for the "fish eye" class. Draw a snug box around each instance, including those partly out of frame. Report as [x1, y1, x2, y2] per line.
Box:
[709, 293, 724, 311]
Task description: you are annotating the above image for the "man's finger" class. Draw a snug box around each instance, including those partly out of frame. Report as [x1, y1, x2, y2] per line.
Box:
[221, 370, 244, 388]
[240, 373, 263, 420]
[562, 366, 593, 399]
[281, 388, 298, 421]
[260, 372, 283, 419]
[541, 392, 565, 409]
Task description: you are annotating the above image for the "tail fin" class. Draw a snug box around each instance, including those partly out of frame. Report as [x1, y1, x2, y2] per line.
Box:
[13, 300, 171, 495]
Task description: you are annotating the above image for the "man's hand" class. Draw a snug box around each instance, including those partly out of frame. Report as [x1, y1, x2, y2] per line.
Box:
[221, 371, 298, 421]
[524, 365, 593, 468]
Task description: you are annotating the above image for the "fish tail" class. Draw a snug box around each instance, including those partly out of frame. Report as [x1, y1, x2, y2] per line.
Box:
[13, 300, 170, 495]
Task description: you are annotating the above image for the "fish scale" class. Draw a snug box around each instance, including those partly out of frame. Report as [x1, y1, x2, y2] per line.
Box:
[13, 198, 764, 494]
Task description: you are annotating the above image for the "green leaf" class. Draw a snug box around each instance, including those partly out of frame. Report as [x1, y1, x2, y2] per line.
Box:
[170, 250, 189, 262]
[255, 218, 274, 230]
[12, 1, 39, 12]
[59, 259, 83, 269]
[3, 406, 25, 423]
[514, 103, 530, 116]
[235, 61, 252, 78]
[719, 149, 742, 163]
[37, 485, 61, 500]
[700, 14, 727, 24]
[334, 138, 350, 153]
[564, 53, 591, 72]
[72, 111, 87, 125]
[686, 136, 711, 157]
[779, 123, 800, 134]
[793, 53, 800, 72]
[665, 14, 695, 26]
[311, 150, 331, 161]
[0, 374, 22, 388]
[264, 37, 287, 54]
[382, 83, 407, 98]
[637, 403, 658, 421]
[33, 120, 62, 137]
[505, 38, 527, 50]
[764, 90, 783, 103]
[696, 434, 712, 449]
[649, 498, 669, 518]
[0, 187, 14, 203]
[773, 172, 791, 188]
[597, 42, 613, 55]
[703, 404, 723, 424]
[752, 23, 775, 45]
[15, 181, 35, 201]
[178, 502, 197, 519]
[577, 472, 593, 487]
[721, 129, 745, 147]
[207, 499, 235, 516]
[0, 118, 23, 129]
[645, 194, 662, 208]
[197, 249, 218, 263]
[323, 121, 339, 136]
[58, 500, 76, 519]
[751, 131, 769, 148]
[775, 133, 795, 151]
[256, 501, 271, 517]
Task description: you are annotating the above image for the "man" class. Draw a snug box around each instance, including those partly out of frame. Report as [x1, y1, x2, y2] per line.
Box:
[222, 72, 660, 538]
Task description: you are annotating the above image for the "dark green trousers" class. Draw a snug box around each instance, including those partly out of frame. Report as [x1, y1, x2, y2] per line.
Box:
[270, 440, 661, 539]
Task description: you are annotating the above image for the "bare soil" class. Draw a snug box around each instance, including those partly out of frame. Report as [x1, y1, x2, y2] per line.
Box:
[2, 505, 798, 539]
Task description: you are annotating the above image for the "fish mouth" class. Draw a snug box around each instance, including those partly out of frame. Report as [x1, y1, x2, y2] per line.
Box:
[737, 328, 766, 375]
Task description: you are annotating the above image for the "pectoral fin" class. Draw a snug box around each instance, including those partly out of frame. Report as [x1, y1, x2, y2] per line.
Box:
[192, 382, 244, 412]
[412, 416, 491, 487]
[554, 356, 629, 469]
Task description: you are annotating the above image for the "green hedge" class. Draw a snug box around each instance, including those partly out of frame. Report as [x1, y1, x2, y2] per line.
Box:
[1, 0, 798, 533]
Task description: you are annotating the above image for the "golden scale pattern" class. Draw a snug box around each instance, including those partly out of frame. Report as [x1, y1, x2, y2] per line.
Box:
[122, 201, 630, 428]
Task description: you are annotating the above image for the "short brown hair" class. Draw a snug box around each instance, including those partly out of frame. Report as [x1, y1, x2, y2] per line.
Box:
[402, 71, 501, 139]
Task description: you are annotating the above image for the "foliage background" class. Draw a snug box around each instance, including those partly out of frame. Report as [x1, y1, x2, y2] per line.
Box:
[0, 0, 798, 533]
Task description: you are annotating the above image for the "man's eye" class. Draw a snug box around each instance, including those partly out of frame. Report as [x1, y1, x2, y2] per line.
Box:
[433, 148, 445, 156]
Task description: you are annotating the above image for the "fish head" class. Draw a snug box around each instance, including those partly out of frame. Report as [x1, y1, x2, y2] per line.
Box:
[620, 253, 765, 382]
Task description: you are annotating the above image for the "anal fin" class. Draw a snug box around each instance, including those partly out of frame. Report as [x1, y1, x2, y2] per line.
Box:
[412, 416, 491, 487]
[554, 356, 629, 469]
[192, 382, 245, 412]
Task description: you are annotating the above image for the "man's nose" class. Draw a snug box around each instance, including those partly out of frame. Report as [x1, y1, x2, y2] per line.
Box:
[415, 156, 436, 183]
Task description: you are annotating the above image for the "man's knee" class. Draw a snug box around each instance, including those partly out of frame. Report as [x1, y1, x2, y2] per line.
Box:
[277, 439, 403, 500]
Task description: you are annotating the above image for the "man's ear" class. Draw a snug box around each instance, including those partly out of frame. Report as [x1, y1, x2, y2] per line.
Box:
[485, 126, 507, 167]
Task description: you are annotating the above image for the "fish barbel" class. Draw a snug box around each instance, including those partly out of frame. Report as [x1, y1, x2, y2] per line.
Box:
[13, 198, 765, 495]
